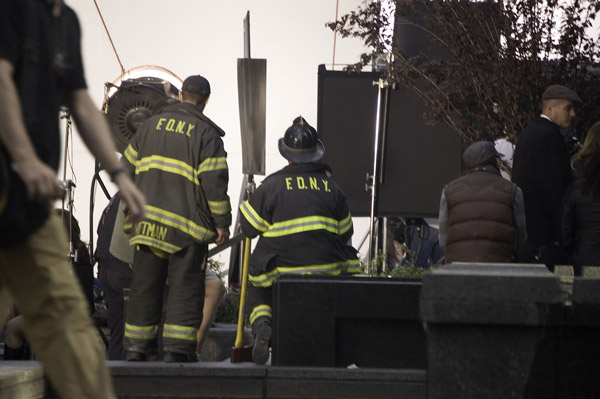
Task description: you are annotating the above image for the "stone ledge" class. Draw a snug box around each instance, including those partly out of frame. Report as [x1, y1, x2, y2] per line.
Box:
[0, 361, 46, 399]
[0, 360, 426, 399]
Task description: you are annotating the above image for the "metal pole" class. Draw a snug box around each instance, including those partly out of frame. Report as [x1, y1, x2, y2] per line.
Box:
[368, 78, 385, 275]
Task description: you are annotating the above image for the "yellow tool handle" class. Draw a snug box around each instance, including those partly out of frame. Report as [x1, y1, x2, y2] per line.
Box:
[234, 236, 251, 348]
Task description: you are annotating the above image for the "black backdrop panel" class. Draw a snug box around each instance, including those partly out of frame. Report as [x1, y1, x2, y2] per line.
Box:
[317, 65, 462, 217]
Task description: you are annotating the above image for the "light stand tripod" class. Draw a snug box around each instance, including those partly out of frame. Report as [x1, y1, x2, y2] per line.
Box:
[366, 77, 391, 275]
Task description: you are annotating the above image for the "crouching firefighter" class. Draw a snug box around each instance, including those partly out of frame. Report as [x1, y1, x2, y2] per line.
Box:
[239, 117, 360, 365]
[121, 75, 231, 362]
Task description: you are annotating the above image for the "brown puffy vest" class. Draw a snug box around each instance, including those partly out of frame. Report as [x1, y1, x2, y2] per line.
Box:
[444, 166, 517, 263]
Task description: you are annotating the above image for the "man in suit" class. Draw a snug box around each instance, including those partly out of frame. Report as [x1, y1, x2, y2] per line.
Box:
[512, 84, 580, 265]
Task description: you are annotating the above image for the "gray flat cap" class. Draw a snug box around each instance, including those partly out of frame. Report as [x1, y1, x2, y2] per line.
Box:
[542, 85, 582, 102]
[463, 141, 503, 169]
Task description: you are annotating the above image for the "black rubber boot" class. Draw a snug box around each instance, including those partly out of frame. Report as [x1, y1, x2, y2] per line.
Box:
[125, 350, 147, 362]
[163, 352, 198, 363]
[3, 344, 25, 360]
[252, 318, 272, 365]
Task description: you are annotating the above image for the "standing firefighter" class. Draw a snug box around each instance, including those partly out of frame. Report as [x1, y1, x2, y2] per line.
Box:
[240, 116, 360, 365]
[122, 75, 231, 362]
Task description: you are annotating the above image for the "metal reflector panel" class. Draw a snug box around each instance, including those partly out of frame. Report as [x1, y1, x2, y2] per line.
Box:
[237, 58, 267, 176]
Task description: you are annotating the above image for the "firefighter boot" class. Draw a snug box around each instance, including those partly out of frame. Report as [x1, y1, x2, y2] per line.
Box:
[252, 318, 272, 365]
[163, 351, 198, 363]
[125, 350, 147, 362]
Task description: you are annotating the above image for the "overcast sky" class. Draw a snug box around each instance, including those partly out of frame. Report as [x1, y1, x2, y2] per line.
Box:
[60, 0, 370, 267]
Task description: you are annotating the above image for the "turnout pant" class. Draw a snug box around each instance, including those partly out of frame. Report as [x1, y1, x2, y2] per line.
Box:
[247, 284, 273, 329]
[124, 243, 206, 356]
[0, 213, 115, 399]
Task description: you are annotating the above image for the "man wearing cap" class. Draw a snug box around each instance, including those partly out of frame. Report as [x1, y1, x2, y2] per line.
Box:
[512, 84, 579, 264]
[438, 141, 527, 263]
[122, 75, 231, 362]
[239, 116, 360, 365]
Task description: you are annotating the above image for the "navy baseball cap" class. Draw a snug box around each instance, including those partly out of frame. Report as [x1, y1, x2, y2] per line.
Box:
[181, 75, 211, 96]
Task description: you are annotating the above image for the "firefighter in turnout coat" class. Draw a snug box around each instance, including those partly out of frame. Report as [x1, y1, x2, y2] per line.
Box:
[240, 117, 360, 364]
[122, 75, 231, 362]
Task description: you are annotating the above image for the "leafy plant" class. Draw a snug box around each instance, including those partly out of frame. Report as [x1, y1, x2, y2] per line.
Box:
[360, 246, 436, 278]
[214, 287, 242, 324]
[328, 0, 600, 144]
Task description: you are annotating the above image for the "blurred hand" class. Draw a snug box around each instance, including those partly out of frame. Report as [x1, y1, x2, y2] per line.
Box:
[14, 158, 64, 202]
[215, 228, 230, 245]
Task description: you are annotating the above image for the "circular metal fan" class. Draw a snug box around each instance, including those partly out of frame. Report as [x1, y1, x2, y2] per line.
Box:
[105, 77, 169, 153]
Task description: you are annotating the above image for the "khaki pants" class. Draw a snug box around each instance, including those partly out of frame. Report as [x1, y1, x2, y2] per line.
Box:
[0, 213, 115, 399]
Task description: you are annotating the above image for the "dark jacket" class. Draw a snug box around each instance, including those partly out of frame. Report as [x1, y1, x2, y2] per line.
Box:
[0, 0, 86, 246]
[240, 163, 360, 287]
[443, 166, 517, 263]
[512, 117, 574, 261]
[571, 155, 591, 182]
[561, 183, 600, 269]
[123, 102, 231, 253]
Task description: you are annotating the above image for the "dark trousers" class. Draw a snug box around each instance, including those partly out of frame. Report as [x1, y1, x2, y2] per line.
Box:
[98, 264, 132, 360]
[124, 244, 206, 355]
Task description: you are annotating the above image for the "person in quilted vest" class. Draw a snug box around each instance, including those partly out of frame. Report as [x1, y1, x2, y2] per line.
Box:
[438, 141, 527, 263]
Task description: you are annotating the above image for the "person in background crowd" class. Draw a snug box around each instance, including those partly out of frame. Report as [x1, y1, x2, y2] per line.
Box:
[512, 84, 579, 266]
[0, 1, 145, 397]
[95, 193, 132, 360]
[561, 144, 600, 276]
[2, 305, 30, 360]
[195, 269, 225, 358]
[439, 141, 526, 263]
[240, 117, 360, 365]
[57, 208, 95, 316]
[571, 121, 600, 181]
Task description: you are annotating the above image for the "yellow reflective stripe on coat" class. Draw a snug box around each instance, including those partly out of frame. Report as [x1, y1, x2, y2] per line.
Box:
[130, 235, 181, 253]
[338, 213, 353, 235]
[123, 144, 138, 165]
[124, 323, 159, 340]
[240, 201, 270, 232]
[198, 157, 228, 173]
[249, 259, 361, 287]
[263, 215, 340, 238]
[146, 205, 217, 242]
[135, 155, 199, 185]
[163, 324, 198, 341]
[250, 305, 272, 324]
[208, 200, 231, 215]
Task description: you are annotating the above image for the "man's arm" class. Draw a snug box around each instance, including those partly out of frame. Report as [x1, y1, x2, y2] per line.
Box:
[0, 59, 65, 202]
[67, 89, 145, 221]
[198, 129, 231, 245]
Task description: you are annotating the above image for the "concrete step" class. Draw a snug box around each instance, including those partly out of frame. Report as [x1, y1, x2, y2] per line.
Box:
[0, 360, 426, 399]
[111, 361, 426, 399]
[0, 322, 426, 399]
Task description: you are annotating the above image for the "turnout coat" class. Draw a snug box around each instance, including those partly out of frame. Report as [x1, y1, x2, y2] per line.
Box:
[123, 102, 231, 253]
[240, 163, 360, 287]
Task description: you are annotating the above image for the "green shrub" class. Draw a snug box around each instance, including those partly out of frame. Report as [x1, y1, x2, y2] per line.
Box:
[360, 248, 437, 278]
